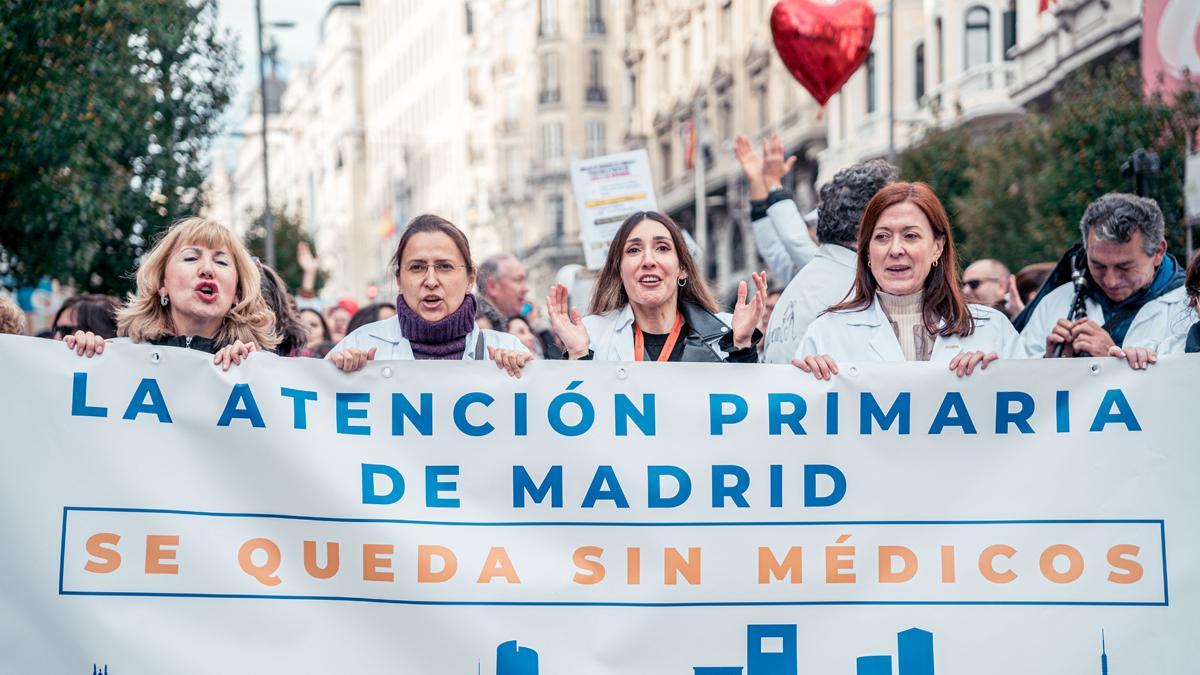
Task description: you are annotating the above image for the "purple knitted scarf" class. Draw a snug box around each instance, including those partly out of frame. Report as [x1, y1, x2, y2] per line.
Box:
[396, 293, 477, 360]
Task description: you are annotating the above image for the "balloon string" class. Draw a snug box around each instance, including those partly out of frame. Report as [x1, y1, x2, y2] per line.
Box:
[817, 106, 825, 121]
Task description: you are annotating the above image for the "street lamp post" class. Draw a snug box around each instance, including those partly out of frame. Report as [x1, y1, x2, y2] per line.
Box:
[254, 0, 294, 268]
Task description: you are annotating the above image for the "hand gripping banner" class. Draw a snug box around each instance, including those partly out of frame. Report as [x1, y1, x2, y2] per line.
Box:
[0, 335, 1196, 673]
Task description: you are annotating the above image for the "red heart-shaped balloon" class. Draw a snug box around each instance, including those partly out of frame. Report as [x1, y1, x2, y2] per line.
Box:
[771, 0, 877, 107]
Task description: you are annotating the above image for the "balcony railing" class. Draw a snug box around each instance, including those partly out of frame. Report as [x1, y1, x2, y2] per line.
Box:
[585, 18, 606, 35]
[585, 85, 607, 103]
[539, 89, 561, 105]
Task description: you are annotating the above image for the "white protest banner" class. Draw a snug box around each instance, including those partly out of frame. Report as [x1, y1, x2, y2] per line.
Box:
[1, 335, 1197, 673]
[569, 149, 658, 270]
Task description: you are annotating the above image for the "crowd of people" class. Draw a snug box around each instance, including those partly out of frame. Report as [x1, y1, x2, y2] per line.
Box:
[2, 134, 1198, 376]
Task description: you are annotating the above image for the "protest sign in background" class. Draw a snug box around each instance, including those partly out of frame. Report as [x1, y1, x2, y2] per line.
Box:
[0, 335, 1196, 673]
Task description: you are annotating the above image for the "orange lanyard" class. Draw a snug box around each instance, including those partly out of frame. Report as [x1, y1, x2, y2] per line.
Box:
[633, 313, 685, 362]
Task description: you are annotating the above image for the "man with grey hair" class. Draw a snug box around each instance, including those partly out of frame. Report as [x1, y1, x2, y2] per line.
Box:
[476, 252, 561, 358]
[755, 158, 898, 364]
[1019, 193, 1189, 365]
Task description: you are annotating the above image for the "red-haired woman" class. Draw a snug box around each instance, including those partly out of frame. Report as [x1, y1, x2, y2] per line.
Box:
[547, 211, 766, 362]
[793, 182, 1020, 379]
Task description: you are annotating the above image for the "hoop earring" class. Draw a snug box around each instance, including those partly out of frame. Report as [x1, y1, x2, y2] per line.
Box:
[932, 259, 938, 268]
[160, 293, 169, 306]
[678, 278, 687, 287]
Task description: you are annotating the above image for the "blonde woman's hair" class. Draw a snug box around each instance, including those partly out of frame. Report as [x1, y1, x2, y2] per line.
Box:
[116, 217, 279, 349]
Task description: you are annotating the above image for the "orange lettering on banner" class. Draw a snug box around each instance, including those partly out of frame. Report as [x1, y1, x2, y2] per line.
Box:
[825, 535, 856, 583]
[84, 533, 121, 573]
[572, 546, 606, 584]
[417, 545, 458, 583]
[239, 538, 282, 586]
[303, 541, 340, 579]
[664, 547, 701, 585]
[758, 546, 803, 584]
[878, 546, 918, 583]
[363, 544, 395, 582]
[1107, 545, 1144, 584]
[626, 547, 641, 585]
[478, 547, 520, 583]
[940, 545, 957, 583]
[979, 544, 1018, 583]
[1039, 544, 1084, 584]
[144, 535, 179, 575]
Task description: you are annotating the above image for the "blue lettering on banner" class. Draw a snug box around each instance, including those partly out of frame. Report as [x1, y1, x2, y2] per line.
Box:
[513, 466, 563, 508]
[454, 392, 495, 436]
[581, 465, 629, 508]
[1090, 389, 1141, 432]
[279, 387, 317, 429]
[860, 392, 910, 435]
[712, 465, 751, 508]
[217, 384, 265, 428]
[768, 393, 807, 436]
[392, 393, 432, 436]
[995, 391, 1035, 434]
[547, 381, 595, 437]
[70, 372, 107, 418]
[425, 466, 461, 508]
[928, 392, 977, 435]
[709, 393, 748, 435]
[361, 463, 405, 504]
[804, 464, 846, 507]
[647, 465, 691, 508]
[337, 393, 371, 435]
[614, 393, 655, 436]
[121, 378, 172, 423]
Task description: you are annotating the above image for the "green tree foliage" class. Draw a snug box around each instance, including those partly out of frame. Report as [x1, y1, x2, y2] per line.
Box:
[0, 0, 238, 294]
[244, 209, 327, 295]
[899, 63, 1200, 270]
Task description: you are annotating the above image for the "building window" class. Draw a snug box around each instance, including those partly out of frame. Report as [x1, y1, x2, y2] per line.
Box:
[587, 50, 606, 102]
[756, 83, 769, 129]
[465, 2, 473, 35]
[539, 53, 560, 104]
[914, 41, 926, 102]
[586, 120, 606, 158]
[660, 138, 672, 182]
[935, 18, 944, 84]
[865, 52, 876, 113]
[539, 0, 558, 37]
[628, 70, 638, 107]
[549, 193, 565, 240]
[542, 122, 563, 161]
[1002, 1, 1017, 61]
[719, 99, 733, 142]
[964, 6, 991, 71]
[585, 0, 605, 34]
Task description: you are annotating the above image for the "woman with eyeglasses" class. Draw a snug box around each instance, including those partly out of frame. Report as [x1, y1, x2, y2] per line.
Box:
[328, 214, 530, 375]
[64, 217, 279, 370]
[793, 183, 1021, 379]
[546, 211, 766, 363]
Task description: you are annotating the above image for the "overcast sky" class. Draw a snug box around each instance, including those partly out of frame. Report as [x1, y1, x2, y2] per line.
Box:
[212, 0, 332, 165]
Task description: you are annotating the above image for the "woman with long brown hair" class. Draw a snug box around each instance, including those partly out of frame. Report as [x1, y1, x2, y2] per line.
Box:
[792, 182, 1020, 379]
[546, 211, 767, 363]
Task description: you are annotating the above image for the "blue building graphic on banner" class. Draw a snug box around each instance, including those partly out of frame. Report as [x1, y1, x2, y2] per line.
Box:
[692, 624, 796, 674]
[496, 640, 538, 675]
[857, 627, 934, 675]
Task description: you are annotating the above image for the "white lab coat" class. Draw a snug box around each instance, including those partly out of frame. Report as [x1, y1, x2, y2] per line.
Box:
[327, 317, 528, 361]
[761, 244, 858, 364]
[1017, 283, 1193, 357]
[796, 296, 1023, 364]
[751, 196, 819, 283]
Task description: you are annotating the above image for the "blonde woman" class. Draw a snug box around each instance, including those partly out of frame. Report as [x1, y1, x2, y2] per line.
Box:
[65, 217, 278, 370]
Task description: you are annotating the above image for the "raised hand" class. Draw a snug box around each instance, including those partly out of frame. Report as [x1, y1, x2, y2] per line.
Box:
[730, 271, 768, 349]
[297, 241, 319, 273]
[546, 283, 591, 359]
[733, 134, 768, 201]
[762, 132, 797, 188]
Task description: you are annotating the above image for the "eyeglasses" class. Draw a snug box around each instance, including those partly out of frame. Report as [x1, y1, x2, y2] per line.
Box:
[962, 278, 1001, 290]
[404, 261, 468, 277]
